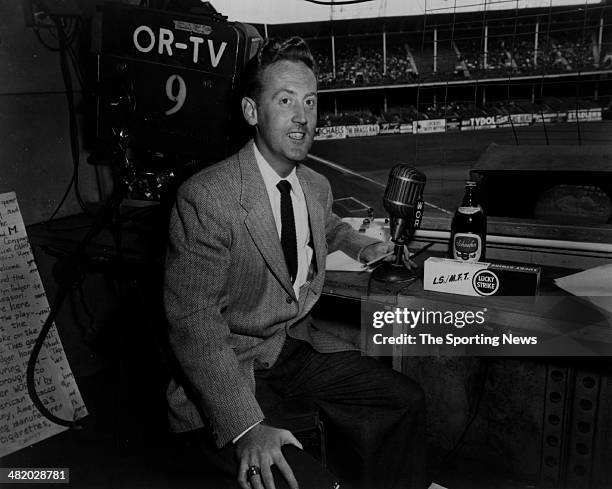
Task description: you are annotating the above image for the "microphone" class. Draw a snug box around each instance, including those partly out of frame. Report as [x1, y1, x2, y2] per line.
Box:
[371, 165, 426, 284]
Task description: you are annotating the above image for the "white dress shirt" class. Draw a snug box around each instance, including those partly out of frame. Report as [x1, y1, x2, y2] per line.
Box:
[253, 142, 313, 299]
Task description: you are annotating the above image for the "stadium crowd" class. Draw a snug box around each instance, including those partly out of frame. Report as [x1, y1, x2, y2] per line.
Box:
[314, 43, 420, 88]
[456, 31, 599, 75]
[313, 28, 610, 88]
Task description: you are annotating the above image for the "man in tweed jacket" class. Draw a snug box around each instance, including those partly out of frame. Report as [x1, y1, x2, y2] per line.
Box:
[164, 37, 426, 489]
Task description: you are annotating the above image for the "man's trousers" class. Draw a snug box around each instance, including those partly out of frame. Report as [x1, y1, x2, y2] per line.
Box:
[180, 337, 427, 489]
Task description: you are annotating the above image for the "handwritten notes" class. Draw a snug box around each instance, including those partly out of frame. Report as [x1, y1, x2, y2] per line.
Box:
[0, 192, 87, 458]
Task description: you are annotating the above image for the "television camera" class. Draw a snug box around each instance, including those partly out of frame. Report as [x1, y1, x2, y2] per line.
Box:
[92, 2, 262, 201]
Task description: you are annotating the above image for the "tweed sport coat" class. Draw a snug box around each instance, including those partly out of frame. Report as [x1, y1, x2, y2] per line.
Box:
[164, 141, 380, 448]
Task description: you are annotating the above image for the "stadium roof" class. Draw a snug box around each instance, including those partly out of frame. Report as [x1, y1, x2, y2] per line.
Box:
[211, 0, 604, 26]
[246, 3, 608, 39]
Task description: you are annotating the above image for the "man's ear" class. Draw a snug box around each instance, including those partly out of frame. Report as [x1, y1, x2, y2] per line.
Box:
[241, 96, 258, 126]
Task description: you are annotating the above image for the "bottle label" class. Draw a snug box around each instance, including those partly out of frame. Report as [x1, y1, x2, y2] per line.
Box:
[457, 205, 482, 215]
[453, 233, 482, 262]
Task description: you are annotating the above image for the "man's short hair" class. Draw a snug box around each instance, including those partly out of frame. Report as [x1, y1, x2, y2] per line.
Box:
[243, 36, 317, 101]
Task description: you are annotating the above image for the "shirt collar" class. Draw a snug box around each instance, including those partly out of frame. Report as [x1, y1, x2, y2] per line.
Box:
[253, 142, 300, 195]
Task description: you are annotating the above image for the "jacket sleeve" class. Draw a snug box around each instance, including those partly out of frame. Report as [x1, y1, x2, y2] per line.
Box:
[164, 181, 264, 448]
[321, 179, 380, 259]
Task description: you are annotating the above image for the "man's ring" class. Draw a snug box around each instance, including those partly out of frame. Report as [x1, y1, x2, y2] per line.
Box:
[247, 466, 261, 479]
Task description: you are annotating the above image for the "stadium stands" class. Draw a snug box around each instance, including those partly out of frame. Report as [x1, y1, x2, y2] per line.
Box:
[277, 4, 611, 137]
[312, 23, 608, 88]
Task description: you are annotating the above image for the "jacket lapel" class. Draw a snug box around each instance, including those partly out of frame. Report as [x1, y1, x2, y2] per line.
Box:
[297, 166, 326, 278]
[238, 143, 296, 299]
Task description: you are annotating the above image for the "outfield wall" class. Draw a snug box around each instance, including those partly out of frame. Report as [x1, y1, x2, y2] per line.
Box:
[315, 108, 604, 140]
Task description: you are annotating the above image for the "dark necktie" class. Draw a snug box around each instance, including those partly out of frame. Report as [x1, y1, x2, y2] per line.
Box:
[276, 180, 298, 284]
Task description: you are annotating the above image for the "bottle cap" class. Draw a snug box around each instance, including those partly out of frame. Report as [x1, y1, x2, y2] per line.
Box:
[466, 180, 477, 187]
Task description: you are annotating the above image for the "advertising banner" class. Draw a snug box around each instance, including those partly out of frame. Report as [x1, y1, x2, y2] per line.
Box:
[412, 119, 446, 134]
[345, 124, 380, 138]
[446, 117, 461, 132]
[495, 114, 511, 127]
[495, 113, 533, 127]
[532, 112, 556, 124]
[513, 113, 533, 126]
[314, 125, 347, 140]
[556, 112, 569, 123]
[464, 115, 497, 130]
[567, 108, 602, 122]
[532, 112, 569, 124]
[588, 108, 603, 121]
[379, 122, 402, 135]
[567, 109, 589, 122]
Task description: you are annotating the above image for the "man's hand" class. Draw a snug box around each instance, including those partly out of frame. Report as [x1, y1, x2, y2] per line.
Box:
[235, 423, 303, 489]
[360, 241, 417, 269]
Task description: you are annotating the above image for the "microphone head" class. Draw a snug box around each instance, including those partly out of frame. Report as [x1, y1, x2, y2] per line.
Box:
[383, 165, 426, 218]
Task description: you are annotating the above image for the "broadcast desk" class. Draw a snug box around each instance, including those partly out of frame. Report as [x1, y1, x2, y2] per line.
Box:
[29, 214, 610, 356]
[26, 214, 612, 488]
[322, 263, 612, 360]
[318, 263, 612, 489]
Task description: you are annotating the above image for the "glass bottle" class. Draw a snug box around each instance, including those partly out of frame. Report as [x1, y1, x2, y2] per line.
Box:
[450, 180, 487, 262]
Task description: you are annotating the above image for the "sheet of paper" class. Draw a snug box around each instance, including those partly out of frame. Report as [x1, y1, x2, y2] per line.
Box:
[0, 192, 87, 458]
[341, 217, 389, 241]
[555, 264, 612, 314]
[325, 250, 365, 272]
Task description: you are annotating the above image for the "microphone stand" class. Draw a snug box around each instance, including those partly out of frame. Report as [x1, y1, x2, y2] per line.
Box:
[371, 216, 420, 285]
